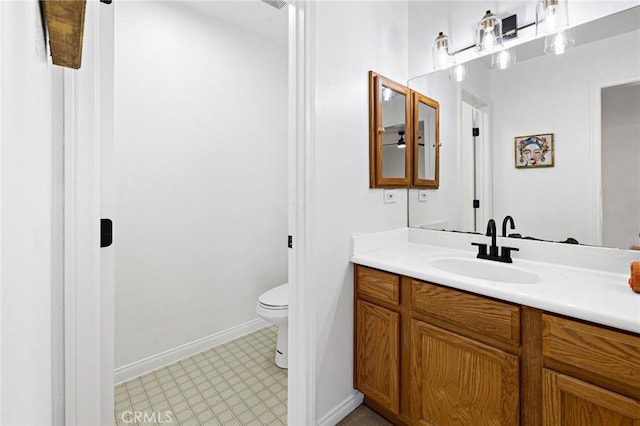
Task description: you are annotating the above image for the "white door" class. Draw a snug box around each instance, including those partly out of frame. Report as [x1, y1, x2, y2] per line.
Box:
[460, 97, 490, 233]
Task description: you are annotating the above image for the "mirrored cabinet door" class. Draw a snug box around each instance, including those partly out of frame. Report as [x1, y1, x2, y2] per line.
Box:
[369, 71, 412, 188]
[413, 92, 440, 189]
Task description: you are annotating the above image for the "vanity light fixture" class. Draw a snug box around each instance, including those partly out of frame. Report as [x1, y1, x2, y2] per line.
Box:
[544, 28, 575, 55]
[536, 0, 574, 55]
[432, 32, 455, 70]
[449, 63, 469, 82]
[476, 10, 503, 54]
[536, 0, 569, 36]
[491, 47, 516, 70]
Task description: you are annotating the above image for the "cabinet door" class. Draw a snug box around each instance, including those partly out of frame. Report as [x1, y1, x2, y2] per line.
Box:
[410, 320, 519, 425]
[543, 369, 640, 425]
[355, 299, 400, 414]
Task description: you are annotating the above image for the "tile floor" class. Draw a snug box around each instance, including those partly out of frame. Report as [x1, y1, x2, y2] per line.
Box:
[114, 326, 287, 425]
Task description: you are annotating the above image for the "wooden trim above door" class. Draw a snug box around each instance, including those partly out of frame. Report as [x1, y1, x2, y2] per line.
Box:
[43, 0, 87, 69]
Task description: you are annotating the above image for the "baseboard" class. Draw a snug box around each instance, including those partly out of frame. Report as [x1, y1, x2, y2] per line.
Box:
[317, 391, 364, 426]
[114, 318, 269, 385]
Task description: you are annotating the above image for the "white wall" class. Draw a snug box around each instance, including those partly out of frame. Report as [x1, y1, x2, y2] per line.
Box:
[0, 1, 63, 424]
[114, 1, 288, 368]
[491, 29, 640, 243]
[311, 1, 409, 420]
[602, 83, 640, 249]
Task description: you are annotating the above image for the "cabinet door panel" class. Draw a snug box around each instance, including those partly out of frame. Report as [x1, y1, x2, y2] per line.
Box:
[543, 369, 640, 426]
[542, 314, 640, 399]
[410, 320, 519, 425]
[355, 300, 400, 414]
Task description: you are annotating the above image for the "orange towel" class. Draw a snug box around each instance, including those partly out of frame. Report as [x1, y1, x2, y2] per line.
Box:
[630, 262, 640, 293]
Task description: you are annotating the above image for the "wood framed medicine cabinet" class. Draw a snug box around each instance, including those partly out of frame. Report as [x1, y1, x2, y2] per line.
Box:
[369, 71, 440, 189]
[369, 71, 413, 188]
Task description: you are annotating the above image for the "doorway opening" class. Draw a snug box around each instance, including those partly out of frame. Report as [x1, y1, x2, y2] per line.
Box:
[110, 1, 291, 424]
[601, 81, 640, 249]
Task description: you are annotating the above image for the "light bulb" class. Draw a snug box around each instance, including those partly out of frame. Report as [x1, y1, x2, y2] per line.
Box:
[382, 87, 392, 101]
[554, 32, 566, 54]
[544, 28, 575, 55]
[436, 50, 449, 69]
[497, 50, 509, 69]
[449, 64, 468, 82]
[476, 10, 502, 53]
[482, 31, 496, 52]
[536, 0, 569, 36]
[491, 47, 516, 70]
[546, 5, 558, 31]
[432, 32, 453, 70]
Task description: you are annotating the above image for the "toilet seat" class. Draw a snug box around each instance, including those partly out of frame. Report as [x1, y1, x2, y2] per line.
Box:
[258, 283, 288, 309]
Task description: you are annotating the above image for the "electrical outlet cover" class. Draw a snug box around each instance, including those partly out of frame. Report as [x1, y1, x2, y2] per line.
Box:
[383, 189, 397, 204]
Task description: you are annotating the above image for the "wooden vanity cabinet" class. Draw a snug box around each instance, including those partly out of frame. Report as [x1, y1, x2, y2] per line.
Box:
[353, 265, 640, 425]
[410, 320, 520, 425]
[541, 314, 640, 425]
[410, 280, 521, 425]
[354, 265, 409, 424]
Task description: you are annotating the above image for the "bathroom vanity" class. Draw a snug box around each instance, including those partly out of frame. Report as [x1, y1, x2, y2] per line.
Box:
[351, 229, 640, 425]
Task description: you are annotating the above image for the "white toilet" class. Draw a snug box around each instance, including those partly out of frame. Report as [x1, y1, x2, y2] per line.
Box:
[256, 283, 288, 369]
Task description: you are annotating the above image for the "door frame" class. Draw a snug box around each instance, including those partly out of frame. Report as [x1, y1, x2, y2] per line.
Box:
[63, 1, 316, 425]
[588, 75, 639, 246]
[287, 1, 317, 424]
[460, 91, 491, 232]
[63, 1, 113, 424]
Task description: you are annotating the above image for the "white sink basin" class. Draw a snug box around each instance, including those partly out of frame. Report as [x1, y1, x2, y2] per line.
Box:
[429, 257, 542, 284]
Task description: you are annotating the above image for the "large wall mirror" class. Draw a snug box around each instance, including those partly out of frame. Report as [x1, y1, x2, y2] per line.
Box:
[408, 6, 640, 250]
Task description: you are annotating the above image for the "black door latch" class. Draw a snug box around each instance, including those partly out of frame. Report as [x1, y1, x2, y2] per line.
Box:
[101, 218, 113, 247]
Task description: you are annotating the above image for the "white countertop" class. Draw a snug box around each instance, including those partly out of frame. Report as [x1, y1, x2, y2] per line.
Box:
[351, 228, 640, 334]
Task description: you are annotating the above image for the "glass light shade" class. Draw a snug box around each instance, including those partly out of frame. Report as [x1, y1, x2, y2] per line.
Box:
[536, 0, 569, 36]
[432, 32, 454, 70]
[491, 48, 516, 69]
[449, 63, 469, 82]
[476, 10, 503, 54]
[544, 28, 575, 55]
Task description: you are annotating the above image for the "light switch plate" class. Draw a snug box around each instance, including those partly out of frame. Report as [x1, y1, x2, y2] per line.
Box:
[418, 190, 428, 202]
[384, 189, 397, 204]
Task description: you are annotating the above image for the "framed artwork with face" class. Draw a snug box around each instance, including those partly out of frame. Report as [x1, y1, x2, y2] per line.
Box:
[515, 133, 554, 168]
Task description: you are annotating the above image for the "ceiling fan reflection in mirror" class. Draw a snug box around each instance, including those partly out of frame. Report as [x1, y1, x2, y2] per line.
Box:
[382, 130, 424, 149]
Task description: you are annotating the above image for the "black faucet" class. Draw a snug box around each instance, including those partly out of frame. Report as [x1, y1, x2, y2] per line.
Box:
[472, 218, 520, 263]
[502, 215, 515, 237]
[487, 219, 499, 257]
